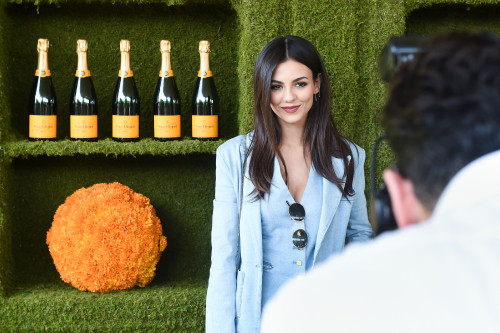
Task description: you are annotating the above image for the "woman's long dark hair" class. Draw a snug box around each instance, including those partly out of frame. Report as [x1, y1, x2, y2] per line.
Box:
[248, 35, 356, 200]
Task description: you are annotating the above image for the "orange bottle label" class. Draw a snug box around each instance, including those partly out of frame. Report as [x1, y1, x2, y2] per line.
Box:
[192, 115, 218, 138]
[154, 115, 181, 138]
[118, 70, 134, 78]
[159, 70, 174, 78]
[75, 70, 91, 78]
[70, 115, 98, 138]
[35, 69, 51, 77]
[112, 115, 139, 138]
[197, 70, 213, 78]
[29, 115, 57, 138]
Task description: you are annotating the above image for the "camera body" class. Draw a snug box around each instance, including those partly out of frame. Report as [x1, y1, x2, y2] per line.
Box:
[378, 35, 426, 82]
[373, 35, 426, 235]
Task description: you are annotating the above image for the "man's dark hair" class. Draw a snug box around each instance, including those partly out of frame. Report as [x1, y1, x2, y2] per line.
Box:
[384, 32, 500, 210]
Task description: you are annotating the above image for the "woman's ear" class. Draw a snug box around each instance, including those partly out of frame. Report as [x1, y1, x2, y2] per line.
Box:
[314, 73, 322, 94]
[383, 169, 430, 228]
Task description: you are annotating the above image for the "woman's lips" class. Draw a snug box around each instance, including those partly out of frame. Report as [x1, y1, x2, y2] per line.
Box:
[281, 106, 300, 113]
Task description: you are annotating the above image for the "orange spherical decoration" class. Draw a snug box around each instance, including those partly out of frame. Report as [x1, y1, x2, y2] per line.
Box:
[46, 182, 167, 293]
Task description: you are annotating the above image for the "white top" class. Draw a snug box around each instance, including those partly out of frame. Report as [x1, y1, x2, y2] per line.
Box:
[261, 150, 500, 333]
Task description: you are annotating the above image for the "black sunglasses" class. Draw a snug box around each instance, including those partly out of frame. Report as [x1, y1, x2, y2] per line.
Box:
[286, 200, 308, 250]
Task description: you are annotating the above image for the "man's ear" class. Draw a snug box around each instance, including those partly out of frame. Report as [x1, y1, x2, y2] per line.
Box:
[383, 169, 429, 228]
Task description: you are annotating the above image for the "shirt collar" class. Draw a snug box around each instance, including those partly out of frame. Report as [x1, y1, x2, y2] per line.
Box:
[431, 150, 500, 224]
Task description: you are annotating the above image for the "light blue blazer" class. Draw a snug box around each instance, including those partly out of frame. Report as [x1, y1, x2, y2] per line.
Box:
[206, 133, 373, 333]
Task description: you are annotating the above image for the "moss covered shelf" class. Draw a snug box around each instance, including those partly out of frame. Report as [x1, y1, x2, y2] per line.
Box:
[1, 138, 225, 159]
[0, 282, 207, 332]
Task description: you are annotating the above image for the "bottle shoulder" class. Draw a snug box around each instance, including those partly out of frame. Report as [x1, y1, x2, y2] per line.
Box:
[154, 76, 180, 102]
[193, 76, 219, 101]
[113, 76, 140, 102]
[31, 76, 56, 102]
[71, 76, 97, 100]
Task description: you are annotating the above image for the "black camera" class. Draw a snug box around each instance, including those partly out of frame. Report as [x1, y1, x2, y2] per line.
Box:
[378, 35, 426, 82]
[372, 35, 426, 236]
[370, 135, 398, 236]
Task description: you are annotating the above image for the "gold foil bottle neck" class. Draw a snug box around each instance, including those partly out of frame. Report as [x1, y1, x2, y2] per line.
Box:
[199, 40, 210, 53]
[76, 39, 88, 53]
[160, 40, 171, 53]
[76, 39, 90, 75]
[120, 39, 131, 53]
[37, 38, 49, 53]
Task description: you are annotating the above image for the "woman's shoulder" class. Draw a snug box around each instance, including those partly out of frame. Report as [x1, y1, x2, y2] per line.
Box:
[216, 132, 251, 157]
[342, 138, 366, 164]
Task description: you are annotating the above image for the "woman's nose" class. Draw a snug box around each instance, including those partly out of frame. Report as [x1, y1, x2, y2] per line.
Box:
[284, 86, 295, 102]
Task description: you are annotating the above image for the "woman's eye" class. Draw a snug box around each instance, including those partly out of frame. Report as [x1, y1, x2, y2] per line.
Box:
[296, 82, 308, 87]
[271, 85, 282, 90]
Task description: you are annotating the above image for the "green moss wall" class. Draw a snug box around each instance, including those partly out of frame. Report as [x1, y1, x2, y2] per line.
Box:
[2, 0, 500, 331]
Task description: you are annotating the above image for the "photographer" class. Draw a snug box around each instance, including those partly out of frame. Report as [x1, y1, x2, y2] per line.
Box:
[260, 32, 500, 332]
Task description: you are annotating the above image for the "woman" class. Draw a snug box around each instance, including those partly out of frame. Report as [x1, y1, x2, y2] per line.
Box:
[206, 35, 373, 333]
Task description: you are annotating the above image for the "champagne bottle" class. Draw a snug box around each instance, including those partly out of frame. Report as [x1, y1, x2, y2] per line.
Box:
[153, 40, 181, 141]
[70, 39, 98, 141]
[29, 38, 57, 141]
[112, 39, 140, 142]
[192, 40, 219, 140]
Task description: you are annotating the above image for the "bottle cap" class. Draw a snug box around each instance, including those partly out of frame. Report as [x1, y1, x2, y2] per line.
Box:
[120, 40, 131, 52]
[37, 38, 49, 52]
[76, 39, 88, 53]
[199, 40, 210, 53]
[160, 40, 171, 53]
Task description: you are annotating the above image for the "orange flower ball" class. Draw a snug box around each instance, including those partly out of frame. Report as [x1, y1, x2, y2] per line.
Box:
[47, 182, 167, 293]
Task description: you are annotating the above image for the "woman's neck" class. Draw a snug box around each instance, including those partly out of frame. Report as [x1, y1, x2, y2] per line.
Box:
[279, 121, 306, 149]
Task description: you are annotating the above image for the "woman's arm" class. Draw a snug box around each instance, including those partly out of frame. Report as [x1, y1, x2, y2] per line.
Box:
[346, 147, 374, 242]
[206, 143, 240, 333]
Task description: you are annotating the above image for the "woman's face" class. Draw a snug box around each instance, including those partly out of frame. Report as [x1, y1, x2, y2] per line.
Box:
[270, 59, 321, 128]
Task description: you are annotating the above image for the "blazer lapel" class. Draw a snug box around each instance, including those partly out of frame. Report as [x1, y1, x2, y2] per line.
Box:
[312, 156, 346, 264]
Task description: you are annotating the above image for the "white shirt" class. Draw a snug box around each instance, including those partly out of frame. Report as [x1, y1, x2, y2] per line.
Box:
[261, 150, 500, 333]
